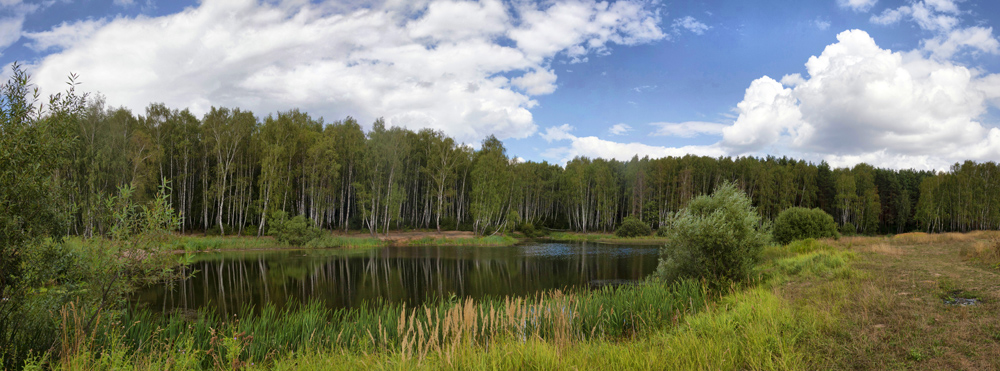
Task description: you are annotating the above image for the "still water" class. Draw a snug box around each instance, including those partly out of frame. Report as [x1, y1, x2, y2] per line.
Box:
[134, 242, 660, 313]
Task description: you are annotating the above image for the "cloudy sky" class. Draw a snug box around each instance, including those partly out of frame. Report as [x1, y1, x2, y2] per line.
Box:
[2, 0, 1000, 170]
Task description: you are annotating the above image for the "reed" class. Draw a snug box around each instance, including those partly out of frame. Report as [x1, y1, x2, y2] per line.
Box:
[45, 278, 707, 369]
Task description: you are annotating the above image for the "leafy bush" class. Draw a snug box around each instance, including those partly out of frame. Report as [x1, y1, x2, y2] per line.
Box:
[841, 222, 857, 236]
[615, 216, 652, 238]
[241, 224, 259, 237]
[268, 211, 322, 246]
[773, 207, 839, 245]
[517, 222, 548, 238]
[655, 182, 771, 286]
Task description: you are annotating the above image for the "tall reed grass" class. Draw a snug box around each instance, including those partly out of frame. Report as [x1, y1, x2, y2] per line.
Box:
[42, 279, 707, 370]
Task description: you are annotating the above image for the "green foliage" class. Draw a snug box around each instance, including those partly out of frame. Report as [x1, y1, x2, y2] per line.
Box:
[268, 211, 322, 246]
[0, 64, 83, 365]
[516, 222, 548, 238]
[841, 222, 857, 236]
[773, 207, 839, 245]
[655, 182, 771, 286]
[470, 135, 512, 236]
[615, 216, 652, 238]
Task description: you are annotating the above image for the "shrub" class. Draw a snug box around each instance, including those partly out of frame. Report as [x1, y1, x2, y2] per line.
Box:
[268, 211, 322, 246]
[841, 222, 857, 236]
[241, 224, 260, 237]
[655, 182, 771, 286]
[517, 222, 548, 238]
[773, 207, 839, 245]
[615, 216, 652, 238]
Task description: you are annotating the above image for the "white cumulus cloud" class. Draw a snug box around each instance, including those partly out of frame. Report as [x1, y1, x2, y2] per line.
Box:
[24, 0, 666, 144]
[720, 29, 1000, 170]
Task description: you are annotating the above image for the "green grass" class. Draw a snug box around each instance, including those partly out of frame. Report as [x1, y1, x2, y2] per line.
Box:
[546, 232, 669, 244]
[400, 235, 518, 247]
[167, 235, 290, 251]
[304, 236, 388, 249]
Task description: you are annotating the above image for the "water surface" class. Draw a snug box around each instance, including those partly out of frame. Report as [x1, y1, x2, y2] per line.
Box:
[134, 241, 659, 313]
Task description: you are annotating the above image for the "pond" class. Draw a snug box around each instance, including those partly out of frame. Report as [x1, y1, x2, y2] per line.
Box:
[133, 241, 661, 314]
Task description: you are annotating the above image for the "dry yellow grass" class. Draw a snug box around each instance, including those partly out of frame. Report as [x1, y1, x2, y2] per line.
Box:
[960, 237, 1000, 264]
[855, 241, 903, 256]
[891, 232, 974, 245]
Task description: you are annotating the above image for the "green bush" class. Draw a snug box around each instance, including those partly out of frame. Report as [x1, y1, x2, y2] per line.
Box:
[655, 182, 771, 286]
[841, 222, 857, 236]
[773, 207, 839, 245]
[615, 216, 652, 238]
[268, 211, 323, 246]
[241, 223, 260, 237]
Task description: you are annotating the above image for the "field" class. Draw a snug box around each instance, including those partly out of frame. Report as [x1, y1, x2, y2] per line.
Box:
[795, 232, 1000, 369]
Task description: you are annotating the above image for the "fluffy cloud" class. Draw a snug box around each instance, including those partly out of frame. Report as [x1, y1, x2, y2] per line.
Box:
[651, 121, 726, 138]
[24, 0, 665, 143]
[24, 19, 107, 52]
[541, 124, 723, 164]
[869, 0, 998, 59]
[721, 29, 1000, 170]
[922, 26, 1000, 59]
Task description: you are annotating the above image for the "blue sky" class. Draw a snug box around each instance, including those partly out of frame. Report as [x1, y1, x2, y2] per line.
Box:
[3, 0, 1000, 170]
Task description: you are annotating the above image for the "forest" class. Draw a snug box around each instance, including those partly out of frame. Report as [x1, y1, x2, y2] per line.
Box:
[38, 84, 1000, 240]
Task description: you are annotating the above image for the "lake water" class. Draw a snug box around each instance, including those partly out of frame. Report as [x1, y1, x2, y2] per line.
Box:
[134, 242, 661, 314]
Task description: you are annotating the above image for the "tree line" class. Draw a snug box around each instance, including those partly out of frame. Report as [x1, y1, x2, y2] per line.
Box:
[24, 80, 1000, 238]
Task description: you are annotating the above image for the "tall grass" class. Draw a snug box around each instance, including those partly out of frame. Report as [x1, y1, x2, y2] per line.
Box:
[167, 235, 289, 252]
[43, 278, 707, 370]
[961, 235, 1000, 266]
[262, 288, 810, 370]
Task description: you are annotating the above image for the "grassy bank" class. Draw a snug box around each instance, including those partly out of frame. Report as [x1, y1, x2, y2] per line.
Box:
[397, 235, 519, 247]
[546, 231, 670, 245]
[165, 235, 291, 251]
[162, 233, 519, 252]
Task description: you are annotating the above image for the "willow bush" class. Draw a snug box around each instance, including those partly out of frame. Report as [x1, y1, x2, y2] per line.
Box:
[655, 182, 771, 287]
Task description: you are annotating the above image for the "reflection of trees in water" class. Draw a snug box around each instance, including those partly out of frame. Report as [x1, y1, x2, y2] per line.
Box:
[138, 246, 657, 313]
